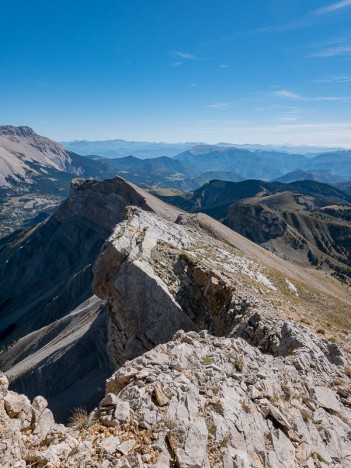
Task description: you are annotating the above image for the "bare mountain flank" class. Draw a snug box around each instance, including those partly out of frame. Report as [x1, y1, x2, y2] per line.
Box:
[0, 126, 118, 237]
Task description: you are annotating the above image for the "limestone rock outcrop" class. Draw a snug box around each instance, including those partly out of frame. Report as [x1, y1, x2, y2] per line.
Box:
[92, 207, 272, 366]
[1, 319, 351, 467]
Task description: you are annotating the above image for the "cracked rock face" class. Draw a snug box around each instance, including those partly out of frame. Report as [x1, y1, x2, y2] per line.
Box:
[1, 323, 351, 467]
[92, 207, 260, 366]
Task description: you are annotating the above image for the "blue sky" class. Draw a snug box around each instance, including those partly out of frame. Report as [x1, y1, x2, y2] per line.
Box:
[1, 0, 351, 146]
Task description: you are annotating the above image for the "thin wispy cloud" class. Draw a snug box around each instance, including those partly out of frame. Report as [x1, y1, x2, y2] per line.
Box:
[311, 75, 351, 83]
[206, 102, 231, 109]
[168, 61, 182, 67]
[274, 90, 300, 99]
[310, 45, 351, 57]
[313, 0, 351, 15]
[219, 64, 231, 68]
[229, 1, 351, 38]
[275, 116, 298, 122]
[273, 89, 351, 101]
[174, 51, 196, 59]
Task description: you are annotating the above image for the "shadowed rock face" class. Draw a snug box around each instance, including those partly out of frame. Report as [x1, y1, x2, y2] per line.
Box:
[0, 177, 158, 419]
[0, 178, 152, 343]
[7, 298, 113, 422]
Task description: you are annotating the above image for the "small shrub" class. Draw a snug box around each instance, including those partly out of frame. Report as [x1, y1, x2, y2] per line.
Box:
[314, 452, 326, 463]
[219, 435, 230, 448]
[235, 355, 244, 372]
[316, 328, 326, 335]
[209, 425, 217, 436]
[301, 409, 310, 423]
[282, 385, 292, 400]
[269, 392, 281, 405]
[68, 408, 94, 430]
[345, 366, 351, 379]
[202, 356, 213, 365]
[211, 400, 224, 416]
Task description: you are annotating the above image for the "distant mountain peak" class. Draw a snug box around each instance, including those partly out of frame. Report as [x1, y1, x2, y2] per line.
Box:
[0, 125, 36, 137]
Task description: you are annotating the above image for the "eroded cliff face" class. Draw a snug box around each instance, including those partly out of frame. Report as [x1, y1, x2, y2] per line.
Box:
[224, 202, 287, 243]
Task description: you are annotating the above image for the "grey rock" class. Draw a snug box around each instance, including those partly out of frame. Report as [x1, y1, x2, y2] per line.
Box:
[313, 386, 341, 413]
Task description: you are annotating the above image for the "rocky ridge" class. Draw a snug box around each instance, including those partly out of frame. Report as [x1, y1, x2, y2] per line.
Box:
[1, 177, 351, 466]
[1, 315, 351, 467]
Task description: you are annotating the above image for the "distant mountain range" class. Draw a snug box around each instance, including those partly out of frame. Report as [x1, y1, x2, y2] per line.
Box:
[87, 145, 351, 189]
[274, 169, 349, 184]
[61, 139, 204, 159]
[61, 138, 345, 159]
[173, 145, 351, 182]
[1, 126, 351, 238]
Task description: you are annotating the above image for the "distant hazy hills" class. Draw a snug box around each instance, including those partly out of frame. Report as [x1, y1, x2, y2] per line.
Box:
[86, 145, 351, 189]
[173, 145, 351, 182]
[61, 139, 203, 159]
[62, 138, 344, 159]
[275, 169, 349, 184]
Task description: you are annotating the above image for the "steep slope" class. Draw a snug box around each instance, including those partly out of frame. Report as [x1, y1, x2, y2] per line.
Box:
[1, 199, 351, 466]
[0, 126, 118, 237]
[0, 177, 182, 418]
[156, 179, 351, 279]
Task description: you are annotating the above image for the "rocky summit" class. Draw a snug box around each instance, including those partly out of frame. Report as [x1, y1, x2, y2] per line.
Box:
[1, 177, 351, 467]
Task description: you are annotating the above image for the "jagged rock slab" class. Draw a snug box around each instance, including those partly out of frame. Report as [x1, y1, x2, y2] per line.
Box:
[1, 323, 351, 467]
